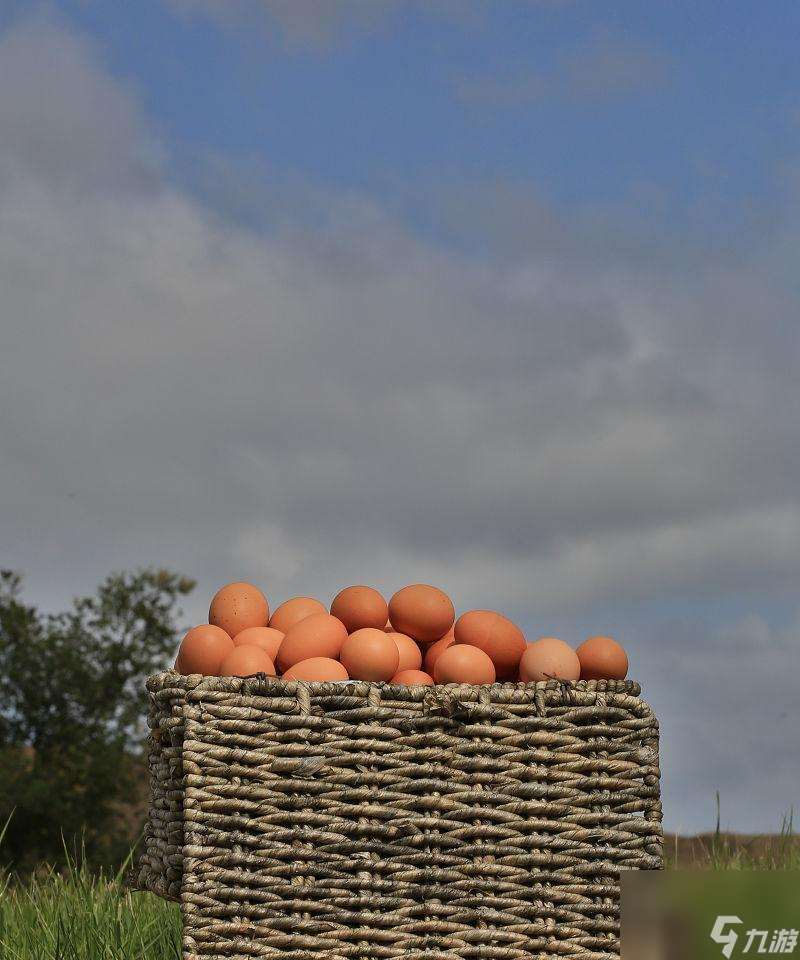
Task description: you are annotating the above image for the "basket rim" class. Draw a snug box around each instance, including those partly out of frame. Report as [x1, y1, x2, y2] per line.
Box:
[147, 670, 642, 700]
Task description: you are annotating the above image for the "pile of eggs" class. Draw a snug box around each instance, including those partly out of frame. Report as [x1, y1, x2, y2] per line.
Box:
[175, 581, 629, 686]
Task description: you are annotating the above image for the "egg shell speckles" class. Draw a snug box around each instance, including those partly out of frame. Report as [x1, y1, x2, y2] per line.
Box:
[209, 582, 269, 638]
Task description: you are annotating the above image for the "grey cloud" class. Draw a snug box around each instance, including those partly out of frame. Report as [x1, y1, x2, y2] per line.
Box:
[645, 613, 800, 834]
[1, 14, 799, 832]
[0, 12, 161, 195]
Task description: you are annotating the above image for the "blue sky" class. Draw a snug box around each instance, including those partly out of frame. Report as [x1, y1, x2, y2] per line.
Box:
[1, 1, 799, 833]
[26, 0, 800, 222]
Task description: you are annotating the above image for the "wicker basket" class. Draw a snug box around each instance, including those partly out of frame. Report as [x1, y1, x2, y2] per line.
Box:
[132, 672, 196, 900]
[134, 672, 661, 959]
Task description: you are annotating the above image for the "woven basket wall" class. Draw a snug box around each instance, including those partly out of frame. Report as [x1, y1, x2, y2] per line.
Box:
[133, 672, 201, 900]
[139, 674, 662, 960]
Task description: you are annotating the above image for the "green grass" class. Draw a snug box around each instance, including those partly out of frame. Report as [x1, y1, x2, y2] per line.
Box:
[0, 829, 180, 960]
[664, 795, 798, 870]
[0, 877, 179, 960]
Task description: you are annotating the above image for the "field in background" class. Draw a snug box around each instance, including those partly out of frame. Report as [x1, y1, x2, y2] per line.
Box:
[1, 825, 796, 960]
[665, 805, 797, 869]
[665, 830, 799, 869]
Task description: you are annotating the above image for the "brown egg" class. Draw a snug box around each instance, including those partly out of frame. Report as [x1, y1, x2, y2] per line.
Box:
[519, 638, 580, 682]
[389, 584, 455, 643]
[391, 669, 434, 686]
[420, 624, 453, 648]
[330, 585, 389, 633]
[269, 596, 327, 633]
[177, 624, 235, 676]
[219, 644, 276, 678]
[576, 635, 629, 680]
[276, 613, 348, 672]
[283, 657, 349, 682]
[423, 631, 456, 674]
[454, 610, 526, 679]
[209, 582, 269, 638]
[434, 645, 496, 685]
[232, 626, 285, 661]
[340, 628, 400, 681]
[389, 632, 423, 673]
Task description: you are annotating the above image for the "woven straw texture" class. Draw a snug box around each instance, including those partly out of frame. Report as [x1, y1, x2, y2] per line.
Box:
[178, 676, 661, 960]
[133, 672, 201, 900]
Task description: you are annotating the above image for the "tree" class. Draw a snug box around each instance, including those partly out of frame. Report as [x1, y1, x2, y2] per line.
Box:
[0, 568, 195, 872]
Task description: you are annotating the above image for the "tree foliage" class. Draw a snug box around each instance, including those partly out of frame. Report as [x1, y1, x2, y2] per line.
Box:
[0, 568, 194, 872]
